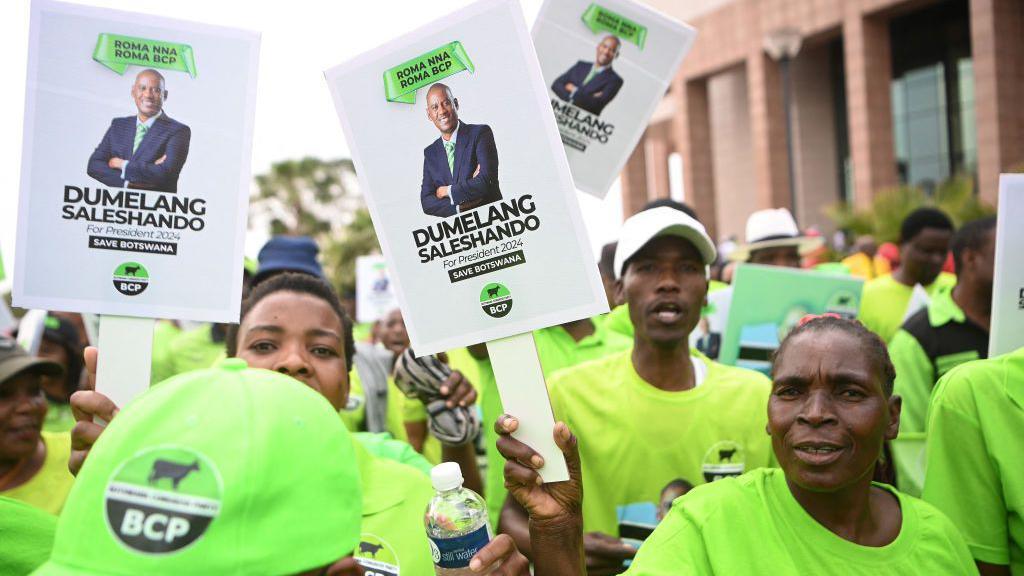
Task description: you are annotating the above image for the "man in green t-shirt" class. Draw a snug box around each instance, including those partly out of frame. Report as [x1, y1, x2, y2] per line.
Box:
[889, 216, 995, 495]
[923, 347, 1024, 574]
[499, 207, 773, 574]
[858, 208, 956, 343]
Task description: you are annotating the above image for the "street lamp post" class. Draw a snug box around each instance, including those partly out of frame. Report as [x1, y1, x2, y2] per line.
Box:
[764, 28, 803, 224]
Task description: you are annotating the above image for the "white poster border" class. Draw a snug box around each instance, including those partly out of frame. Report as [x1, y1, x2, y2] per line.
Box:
[325, 0, 608, 356]
[13, 0, 260, 323]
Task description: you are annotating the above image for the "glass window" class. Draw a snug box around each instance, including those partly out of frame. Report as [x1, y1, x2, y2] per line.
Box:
[888, 0, 975, 192]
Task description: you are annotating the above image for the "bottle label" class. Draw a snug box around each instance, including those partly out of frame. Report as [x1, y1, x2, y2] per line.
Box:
[428, 524, 491, 569]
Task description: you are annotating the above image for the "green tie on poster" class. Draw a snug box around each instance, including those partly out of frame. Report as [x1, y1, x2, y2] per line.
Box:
[581, 3, 648, 49]
[383, 41, 474, 104]
[93, 33, 197, 77]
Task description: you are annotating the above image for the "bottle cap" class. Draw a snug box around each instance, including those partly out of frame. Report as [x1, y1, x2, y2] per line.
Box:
[431, 462, 464, 491]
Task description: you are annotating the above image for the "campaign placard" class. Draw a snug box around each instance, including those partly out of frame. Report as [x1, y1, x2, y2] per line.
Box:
[533, 0, 696, 198]
[13, 0, 259, 322]
[720, 265, 865, 373]
[355, 255, 398, 324]
[325, 0, 608, 355]
[989, 174, 1024, 358]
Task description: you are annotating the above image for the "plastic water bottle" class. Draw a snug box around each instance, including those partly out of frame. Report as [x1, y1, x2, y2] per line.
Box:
[424, 462, 491, 575]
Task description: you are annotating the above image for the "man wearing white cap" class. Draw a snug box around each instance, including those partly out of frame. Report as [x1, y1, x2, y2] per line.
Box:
[730, 208, 823, 268]
[498, 207, 773, 574]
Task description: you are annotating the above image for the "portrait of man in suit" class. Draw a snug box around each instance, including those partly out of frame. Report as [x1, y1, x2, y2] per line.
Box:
[420, 83, 501, 218]
[87, 68, 191, 193]
[551, 35, 625, 116]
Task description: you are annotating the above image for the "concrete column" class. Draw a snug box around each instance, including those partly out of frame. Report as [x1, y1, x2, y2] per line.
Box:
[619, 140, 649, 219]
[645, 125, 672, 200]
[673, 78, 718, 239]
[746, 50, 792, 212]
[843, 10, 898, 210]
[970, 0, 1024, 204]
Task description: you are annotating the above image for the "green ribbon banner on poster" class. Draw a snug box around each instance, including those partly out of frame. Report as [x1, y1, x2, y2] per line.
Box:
[383, 41, 474, 104]
[581, 3, 647, 49]
[93, 33, 197, 78]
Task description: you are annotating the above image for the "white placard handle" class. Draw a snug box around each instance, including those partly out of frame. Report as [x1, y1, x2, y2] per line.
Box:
[96, 315, 155, 411]
[487, 332, 570, 483]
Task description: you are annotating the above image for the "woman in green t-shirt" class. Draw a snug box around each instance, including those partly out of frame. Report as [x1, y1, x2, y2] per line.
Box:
[67, 273, 530, 574]
[495, 315, 978, 575]
[0, 340, 74, 516]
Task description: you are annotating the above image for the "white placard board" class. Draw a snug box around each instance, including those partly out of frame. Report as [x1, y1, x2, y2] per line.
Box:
[533, 0, 696, 198]
[355, 254, 398, 324]
[989, 174, 1024, 358]
[13, 0, 260, 323]
[325, 0, 608, 356]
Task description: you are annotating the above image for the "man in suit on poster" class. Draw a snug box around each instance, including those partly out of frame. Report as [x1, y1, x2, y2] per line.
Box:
[420, 83, 502, 218]
[88, 68, 191, 193]
[552, 35, 625, 116]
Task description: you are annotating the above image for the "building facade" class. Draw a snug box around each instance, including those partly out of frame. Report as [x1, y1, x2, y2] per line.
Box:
[623, 0, 1023, 241]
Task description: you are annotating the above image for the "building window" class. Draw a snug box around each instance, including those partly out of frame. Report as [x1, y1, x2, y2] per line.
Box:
[830, 39, 852, 205]
[890, 0, 975, 193]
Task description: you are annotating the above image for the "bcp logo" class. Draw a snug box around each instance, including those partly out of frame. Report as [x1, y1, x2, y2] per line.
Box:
[480, 282, 512, 318]
[112, 262, 149, 296]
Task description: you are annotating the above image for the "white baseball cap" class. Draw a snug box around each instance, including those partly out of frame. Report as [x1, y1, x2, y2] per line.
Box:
[614, 207, 717, 279]
[729, 208, 824, 262]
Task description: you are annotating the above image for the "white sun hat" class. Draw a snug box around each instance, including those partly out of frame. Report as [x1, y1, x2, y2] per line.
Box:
[614, 207, 716, 279]
[729, 208, 824, 262]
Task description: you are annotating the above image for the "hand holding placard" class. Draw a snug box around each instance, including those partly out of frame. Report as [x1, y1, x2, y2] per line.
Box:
[487, 333, 569, 482]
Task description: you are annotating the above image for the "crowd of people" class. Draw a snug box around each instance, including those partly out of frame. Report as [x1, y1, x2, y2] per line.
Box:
[1, 198, 1019, 576]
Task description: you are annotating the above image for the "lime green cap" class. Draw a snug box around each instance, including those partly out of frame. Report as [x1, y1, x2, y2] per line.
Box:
[34, 359, 362, 575]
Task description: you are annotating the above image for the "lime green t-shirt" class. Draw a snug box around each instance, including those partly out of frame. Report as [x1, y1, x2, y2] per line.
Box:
[481, 320, 632, 528]
[353, 431, 432, 476]
[0, 496, 56, 576]
[353, 440, 436, 576]
[857, 272, 956, 343]
[888, 284, 984, 497]
[0, 432, 74, 515]
[154, 324, 226, 383]
[42, 400, 75, 434]
[446, 347, 484, 393]
[352, 322, 374, 343]
[627, 468, 977, 575]
[923, 348, 1024, 572]
[401, 390, 442, 466]
[149, 320, 181, 385]
[548, 349, 773, 536]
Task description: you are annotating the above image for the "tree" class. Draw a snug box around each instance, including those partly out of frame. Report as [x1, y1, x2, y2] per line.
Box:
[251, 157, 363, 236]
[827, 174, 995, 244]
[250, 157, 381, 295]
[321, 208, 380, 298]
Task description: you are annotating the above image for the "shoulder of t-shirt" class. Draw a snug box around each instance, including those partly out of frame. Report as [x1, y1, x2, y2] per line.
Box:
[932, 353, 1013, 416]
[862, 274, 896, 295]
[363, 448, 435, 494]
[548, 349, 630, 393]
[897, 490, 971, 550]
[704, 357, 771, 393]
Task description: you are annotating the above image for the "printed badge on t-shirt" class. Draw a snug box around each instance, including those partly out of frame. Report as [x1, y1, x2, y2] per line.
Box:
[355, 533, 401, 576]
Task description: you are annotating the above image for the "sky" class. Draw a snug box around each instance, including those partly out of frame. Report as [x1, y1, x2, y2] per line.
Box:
[0, 0, 624, 288]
